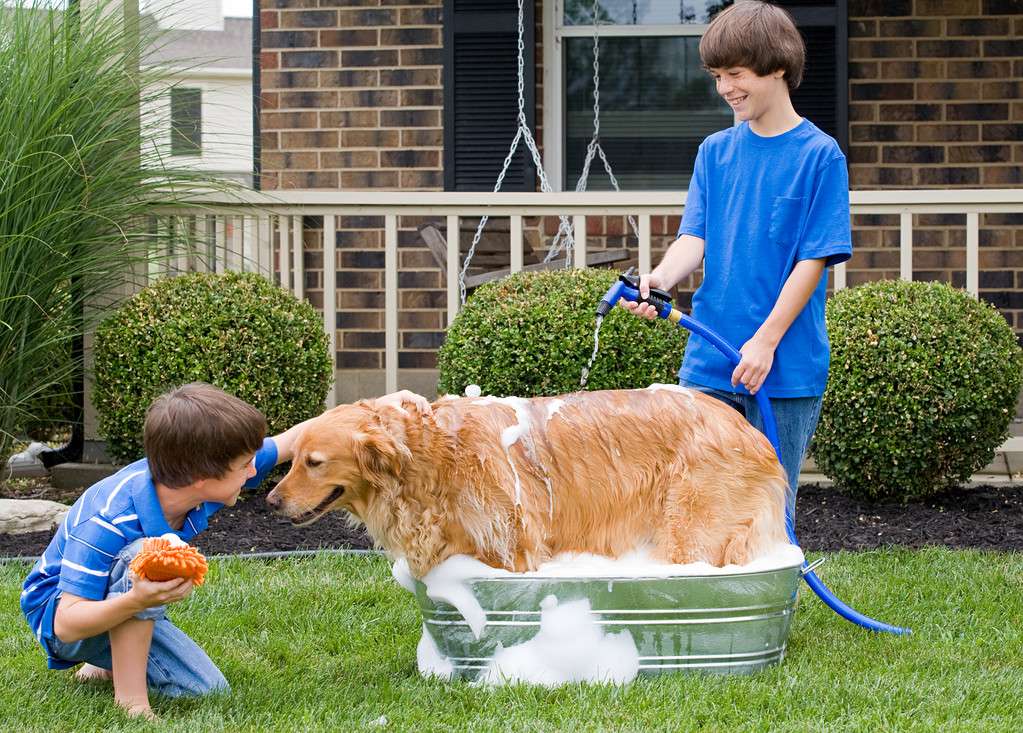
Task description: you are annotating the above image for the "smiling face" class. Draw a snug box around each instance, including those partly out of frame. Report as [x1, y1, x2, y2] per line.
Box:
[266, 404, 410, 527]
[195, 452, 257, 507]
[708, 65, 788, 123]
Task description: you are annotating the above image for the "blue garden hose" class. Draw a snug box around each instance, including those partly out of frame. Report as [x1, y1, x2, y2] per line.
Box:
[599, 270, 911, 635]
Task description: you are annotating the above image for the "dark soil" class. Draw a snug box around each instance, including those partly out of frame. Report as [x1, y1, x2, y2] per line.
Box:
[2, 482, 1021, 558]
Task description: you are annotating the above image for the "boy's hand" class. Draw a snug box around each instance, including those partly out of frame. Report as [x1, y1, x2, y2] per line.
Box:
[619, 272, 666, 320]
[376, 389, 432, 414]
[731, 337, 776, 395]
[127, 571, 193, 609]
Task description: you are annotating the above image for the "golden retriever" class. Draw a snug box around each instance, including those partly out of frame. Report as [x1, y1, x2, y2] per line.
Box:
[265, 387, 789, 578]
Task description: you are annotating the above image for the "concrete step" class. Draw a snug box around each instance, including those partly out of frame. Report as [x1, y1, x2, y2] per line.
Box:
[50, 463, 120, 491]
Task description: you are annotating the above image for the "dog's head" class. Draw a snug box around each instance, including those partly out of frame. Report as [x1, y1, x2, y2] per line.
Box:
[266, 401, 412, 526]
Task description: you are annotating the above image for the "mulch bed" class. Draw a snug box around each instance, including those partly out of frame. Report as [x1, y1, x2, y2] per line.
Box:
[2, 481, 1021, 559]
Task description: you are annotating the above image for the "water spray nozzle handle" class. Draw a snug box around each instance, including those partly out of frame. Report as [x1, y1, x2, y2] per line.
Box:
[597, 267, 674, 319]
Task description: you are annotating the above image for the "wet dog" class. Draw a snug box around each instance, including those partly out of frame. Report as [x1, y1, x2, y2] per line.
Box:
[265, 387, 789, 578]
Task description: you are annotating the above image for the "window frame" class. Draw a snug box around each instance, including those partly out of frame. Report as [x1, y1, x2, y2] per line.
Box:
[543, 2, 717, 192]
[170, 86, 203, 158]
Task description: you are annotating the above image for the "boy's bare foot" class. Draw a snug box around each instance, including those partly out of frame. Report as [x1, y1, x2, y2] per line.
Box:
[74, 663, 112, 682]
[119, 702, 157, 721]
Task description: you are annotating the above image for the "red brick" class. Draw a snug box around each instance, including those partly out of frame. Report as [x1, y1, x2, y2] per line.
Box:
[320, 110, 379, 128]
[280, 171, 339, 188]
[280, 130, 339, 148]
[380, 28, 440, 46]
[321, 150, 379, 168]
[983, 167, 1023, 185]
[260, 10, 279, 29]
[337, 90, 400, 107]
[341, 171, 400, 189]
[947, 145, 1012, 163]
[279, 9, 337, 28]
[262, 151, 318, 169]
[947, 60, 1012, 79]
[401, 129, 443, 147]
[262, 111, 317, 130]
[916, 81, 980, 100]
[916, 0, 979, 13]
[342, 129, 400, 147]
[319, 70, 378, 87]
[379, 68, 440, 86]
[879, 19, 942, 36]
[260, 51, 279, 70]
[917, 124, 979, 142]
[399, 170, 442, 189]
[320, 29, 379, 47]
[338, 8, 397, 26]
[279, 91, 338, 109]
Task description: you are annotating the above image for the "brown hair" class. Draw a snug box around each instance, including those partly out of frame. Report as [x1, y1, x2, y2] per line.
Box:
[699, 1, 805, 91]
[144, 382, 267, 488]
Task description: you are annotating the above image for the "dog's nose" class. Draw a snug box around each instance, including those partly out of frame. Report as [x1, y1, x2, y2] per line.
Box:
[265, 488, 281, 510]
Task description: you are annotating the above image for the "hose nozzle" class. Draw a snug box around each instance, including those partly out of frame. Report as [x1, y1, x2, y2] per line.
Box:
[597, 267, 675, 319]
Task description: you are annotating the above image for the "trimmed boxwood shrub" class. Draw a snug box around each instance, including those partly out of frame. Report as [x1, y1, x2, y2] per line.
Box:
[93, 271, 332, 461]
[812, 280, 1023, 501]
[438, 269, 687, 397]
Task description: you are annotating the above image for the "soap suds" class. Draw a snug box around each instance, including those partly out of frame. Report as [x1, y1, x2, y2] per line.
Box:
[478, 595, 639, 687]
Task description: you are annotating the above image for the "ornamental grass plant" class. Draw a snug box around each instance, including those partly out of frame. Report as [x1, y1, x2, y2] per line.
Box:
[0, 0, 232, 463]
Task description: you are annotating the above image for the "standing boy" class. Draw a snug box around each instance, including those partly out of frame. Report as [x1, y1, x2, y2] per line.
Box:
[623, 1, 852, 514]
[20, 382, 426, 720]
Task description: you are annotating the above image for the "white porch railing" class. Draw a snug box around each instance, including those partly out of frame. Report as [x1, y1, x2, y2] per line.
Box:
[156, 188, 1023, 424]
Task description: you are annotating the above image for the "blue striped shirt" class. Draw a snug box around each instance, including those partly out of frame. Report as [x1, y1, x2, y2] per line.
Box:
[21, 438, 278, 669]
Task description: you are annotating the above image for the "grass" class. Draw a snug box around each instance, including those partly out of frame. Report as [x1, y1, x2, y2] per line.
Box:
[1, 548, 1021, 732]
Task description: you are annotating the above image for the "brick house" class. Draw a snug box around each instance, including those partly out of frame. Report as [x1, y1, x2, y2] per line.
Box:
[256, 0, 1023, 401]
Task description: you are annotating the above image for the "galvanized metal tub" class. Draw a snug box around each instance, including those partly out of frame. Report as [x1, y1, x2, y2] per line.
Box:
[414, 563, 802, 679]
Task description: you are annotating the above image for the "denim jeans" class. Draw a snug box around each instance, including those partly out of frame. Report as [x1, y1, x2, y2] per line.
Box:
[678, 378, 823, 521]
[46, 538, 229, 697]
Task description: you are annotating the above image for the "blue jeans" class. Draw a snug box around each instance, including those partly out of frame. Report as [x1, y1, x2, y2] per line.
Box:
[46, 538, 228, 698]
[678, 378, 823, 520]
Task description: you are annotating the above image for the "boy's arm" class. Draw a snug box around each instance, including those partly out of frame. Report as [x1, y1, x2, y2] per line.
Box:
[621, 234, 705, 319]
[731, 257, 827, 394]
[271, 390, 432, 464]
[53, 576, 192, 643]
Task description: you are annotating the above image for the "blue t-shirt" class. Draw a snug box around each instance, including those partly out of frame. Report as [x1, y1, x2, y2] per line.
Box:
[677, 118, 852, 398]
[21, 437, 278, 669]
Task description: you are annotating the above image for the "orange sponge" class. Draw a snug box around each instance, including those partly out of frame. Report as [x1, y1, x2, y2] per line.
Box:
[130, 537, 208, 586]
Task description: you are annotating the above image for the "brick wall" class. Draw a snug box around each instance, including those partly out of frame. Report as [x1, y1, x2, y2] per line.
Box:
[846, 0, 1023, 328]
[260, 0, 447, 399]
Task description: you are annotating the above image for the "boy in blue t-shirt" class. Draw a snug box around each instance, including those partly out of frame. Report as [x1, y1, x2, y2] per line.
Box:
[21, 382, 426, 720]
[624, 1, 852, 514]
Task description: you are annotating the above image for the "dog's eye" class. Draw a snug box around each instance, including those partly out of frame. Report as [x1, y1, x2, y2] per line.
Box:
[305, 456, 324, 468]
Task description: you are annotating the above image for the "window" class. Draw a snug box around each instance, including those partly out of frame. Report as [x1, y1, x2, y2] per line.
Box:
[170, 87, 202, 156]
[554, 1, 734, 190]
[546, 1, 847, 190]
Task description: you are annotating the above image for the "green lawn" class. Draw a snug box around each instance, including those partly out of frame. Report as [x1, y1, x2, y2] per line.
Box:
[1, 548, 1020, 732]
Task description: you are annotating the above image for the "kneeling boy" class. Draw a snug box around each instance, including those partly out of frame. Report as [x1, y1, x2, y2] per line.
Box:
[20, 382, 424, 719]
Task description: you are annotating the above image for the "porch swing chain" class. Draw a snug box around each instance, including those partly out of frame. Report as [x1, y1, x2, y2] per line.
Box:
[547, 0, 638, 265]
[458, 0, 573, 305]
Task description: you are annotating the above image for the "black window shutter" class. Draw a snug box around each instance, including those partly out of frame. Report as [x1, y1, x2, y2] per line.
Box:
[776, 1, 848, 153]
[443, 0, 536, 191]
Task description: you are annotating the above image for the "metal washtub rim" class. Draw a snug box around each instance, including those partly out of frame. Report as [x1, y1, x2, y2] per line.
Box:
[422, 601, 796, 617]
[424, 608, 793, 627]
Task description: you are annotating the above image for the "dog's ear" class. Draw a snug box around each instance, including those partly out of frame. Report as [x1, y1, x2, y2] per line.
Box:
[352, 404, 412, 484]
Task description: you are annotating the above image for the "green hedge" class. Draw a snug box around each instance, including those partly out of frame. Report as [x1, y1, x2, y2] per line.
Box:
[93, 271, 332, 461]
[438, 269, 687, 397]
[812, 280, 1023, 500]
